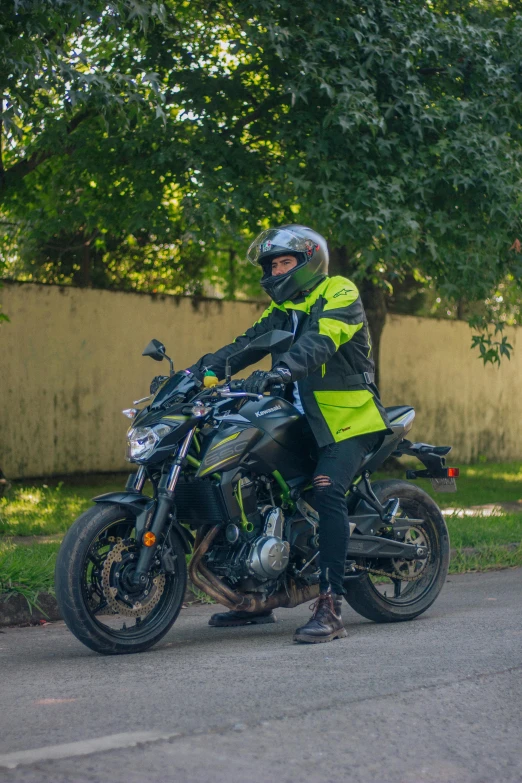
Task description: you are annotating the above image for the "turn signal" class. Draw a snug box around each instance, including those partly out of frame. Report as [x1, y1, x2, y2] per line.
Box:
[447, 468, 460, 477]
[143, 531, 156, 547]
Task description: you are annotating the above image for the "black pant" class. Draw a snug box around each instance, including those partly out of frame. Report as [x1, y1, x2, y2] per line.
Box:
[313, 431, 381, 594]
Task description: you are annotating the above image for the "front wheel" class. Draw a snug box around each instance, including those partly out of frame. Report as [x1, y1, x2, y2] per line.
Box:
[345, 480, 450, 623]
[55, 503, 187, 654]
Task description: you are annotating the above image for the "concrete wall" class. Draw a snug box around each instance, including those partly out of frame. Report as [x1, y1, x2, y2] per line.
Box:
[0, 282, 520, 478]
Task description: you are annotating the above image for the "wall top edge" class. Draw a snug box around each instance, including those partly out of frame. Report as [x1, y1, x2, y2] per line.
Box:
[0, 279, 268, 307]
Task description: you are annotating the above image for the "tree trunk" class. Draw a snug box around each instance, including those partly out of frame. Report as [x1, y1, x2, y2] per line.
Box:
[80, 240, 92, 287]
[226, 248, 236, 300]
[329, 246, 388, 386]
[359, 279, 387, 387]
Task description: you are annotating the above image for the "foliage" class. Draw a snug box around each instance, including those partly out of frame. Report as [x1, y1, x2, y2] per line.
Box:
[0, 539, 60, 607]
[1, 0, 521, 357]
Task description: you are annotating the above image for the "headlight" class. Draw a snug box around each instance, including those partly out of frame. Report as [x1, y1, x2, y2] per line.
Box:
[126, 423, 173, 462]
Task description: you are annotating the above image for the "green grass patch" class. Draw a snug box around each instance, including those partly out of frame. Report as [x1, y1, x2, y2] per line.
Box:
[445, 511, 522, 548]
[449, 544, 522, 573]
[0, 475, 123, 537]
[0, 539, 60, 607]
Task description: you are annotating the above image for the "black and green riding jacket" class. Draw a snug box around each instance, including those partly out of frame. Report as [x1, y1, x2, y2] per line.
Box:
[190, 276, 391, 448]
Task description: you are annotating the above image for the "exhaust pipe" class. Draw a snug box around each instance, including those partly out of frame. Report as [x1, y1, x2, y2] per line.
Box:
[188, 526, 320, 613]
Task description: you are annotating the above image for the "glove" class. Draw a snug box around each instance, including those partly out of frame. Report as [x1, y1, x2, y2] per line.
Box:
[150, 375, 169, 394]
[244, 367, 292, 395]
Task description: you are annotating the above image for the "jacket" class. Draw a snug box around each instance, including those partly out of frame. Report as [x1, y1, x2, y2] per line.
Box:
[190, 276, 391, 448]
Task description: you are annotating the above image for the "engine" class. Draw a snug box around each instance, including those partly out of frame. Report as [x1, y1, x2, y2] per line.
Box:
[205, 506, 290, 588]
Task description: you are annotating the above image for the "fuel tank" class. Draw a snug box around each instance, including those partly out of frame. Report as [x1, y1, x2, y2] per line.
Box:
[196, 396, 316, 479]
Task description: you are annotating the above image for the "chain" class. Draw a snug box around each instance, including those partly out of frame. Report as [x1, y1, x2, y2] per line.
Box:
[352, 563, 425, 582]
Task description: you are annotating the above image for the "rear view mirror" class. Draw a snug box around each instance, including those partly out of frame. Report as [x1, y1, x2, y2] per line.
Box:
[142, 339, 175, 375]
[142, 339, 167, 362]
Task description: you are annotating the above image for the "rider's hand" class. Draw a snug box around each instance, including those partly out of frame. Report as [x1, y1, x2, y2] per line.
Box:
[150, 375, 169, 394]
[243, 367, 292, 395]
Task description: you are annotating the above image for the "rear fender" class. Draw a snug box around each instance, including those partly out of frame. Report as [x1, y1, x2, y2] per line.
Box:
[92, 491, 194, 554]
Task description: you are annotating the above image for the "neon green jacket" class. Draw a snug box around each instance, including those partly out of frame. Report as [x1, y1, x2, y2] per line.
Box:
[191, 276, 390, 447]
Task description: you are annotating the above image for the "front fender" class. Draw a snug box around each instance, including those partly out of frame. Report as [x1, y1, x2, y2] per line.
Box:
[92, 491, 194, 554]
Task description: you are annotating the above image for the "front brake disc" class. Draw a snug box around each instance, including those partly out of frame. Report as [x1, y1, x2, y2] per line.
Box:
[101, 540, 165, 618]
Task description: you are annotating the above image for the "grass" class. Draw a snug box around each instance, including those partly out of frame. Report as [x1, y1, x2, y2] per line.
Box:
[0, 539, 60, 609]
[0, 475, 124, 537]
[0, 462, 520, 604]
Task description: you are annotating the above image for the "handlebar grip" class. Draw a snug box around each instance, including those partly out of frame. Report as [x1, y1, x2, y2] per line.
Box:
[229, 379, 245, 391]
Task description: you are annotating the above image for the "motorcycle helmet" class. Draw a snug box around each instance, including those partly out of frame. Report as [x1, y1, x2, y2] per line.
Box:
[247, 224, 329, 304]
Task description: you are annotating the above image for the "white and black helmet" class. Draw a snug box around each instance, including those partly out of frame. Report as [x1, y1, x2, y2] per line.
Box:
[247, 224, 329, 304]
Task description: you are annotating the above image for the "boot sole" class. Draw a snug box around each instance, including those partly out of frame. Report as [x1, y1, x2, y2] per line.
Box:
[293, 628, 348, 644]
[209, 615, 277, 627]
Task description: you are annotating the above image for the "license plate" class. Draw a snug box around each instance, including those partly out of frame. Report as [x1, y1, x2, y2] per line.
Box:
[431, 477, 457, 493]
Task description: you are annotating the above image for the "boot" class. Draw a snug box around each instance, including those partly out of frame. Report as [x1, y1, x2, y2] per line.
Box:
[293, 590, 347, 644]
[209, 608, 277, 627]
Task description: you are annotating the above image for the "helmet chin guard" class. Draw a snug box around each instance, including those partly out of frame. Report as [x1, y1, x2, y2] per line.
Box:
[247, 225, 329, 304]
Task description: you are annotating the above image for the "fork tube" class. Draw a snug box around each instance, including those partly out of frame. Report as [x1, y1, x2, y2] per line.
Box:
[167, 428, 196, 492]
[132, 429, 196, 586]
[133, 466, 147, 491]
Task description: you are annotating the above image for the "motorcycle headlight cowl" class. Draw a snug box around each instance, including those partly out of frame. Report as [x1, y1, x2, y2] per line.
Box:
[126, 423, 173, 462]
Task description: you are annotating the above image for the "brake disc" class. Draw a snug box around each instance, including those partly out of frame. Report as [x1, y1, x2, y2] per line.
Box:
[101, 540, 166, 618]
[391, 525, 430, 580]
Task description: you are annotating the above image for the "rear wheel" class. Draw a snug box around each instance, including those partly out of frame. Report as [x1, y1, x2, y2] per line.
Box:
[55, 503, 187, 654]
[345, 480, 449, 622]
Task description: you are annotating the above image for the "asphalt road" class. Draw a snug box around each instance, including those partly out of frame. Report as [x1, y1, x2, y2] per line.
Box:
[0, 568, 521, 783]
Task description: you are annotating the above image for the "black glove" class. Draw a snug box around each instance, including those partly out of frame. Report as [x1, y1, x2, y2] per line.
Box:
[150, 375, 169, 395]
[244, 367, 292, 395]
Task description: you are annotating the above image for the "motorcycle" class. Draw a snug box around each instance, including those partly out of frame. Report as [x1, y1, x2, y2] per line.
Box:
[55, 330, 458, 654]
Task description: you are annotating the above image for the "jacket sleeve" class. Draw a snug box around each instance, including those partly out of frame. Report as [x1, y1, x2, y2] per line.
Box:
[277, 278, 365, 381]
[188, 302, 283, 380]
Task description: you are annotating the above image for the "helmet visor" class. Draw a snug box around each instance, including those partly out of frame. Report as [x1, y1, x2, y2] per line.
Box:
[247, 228, 313, 266]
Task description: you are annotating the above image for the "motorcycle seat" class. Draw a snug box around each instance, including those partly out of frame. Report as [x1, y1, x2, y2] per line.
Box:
[385, 405, 414, 422]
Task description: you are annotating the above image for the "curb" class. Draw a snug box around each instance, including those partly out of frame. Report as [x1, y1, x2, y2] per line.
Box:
[0, 583, 205, 628]
[0, 593, 61, 627]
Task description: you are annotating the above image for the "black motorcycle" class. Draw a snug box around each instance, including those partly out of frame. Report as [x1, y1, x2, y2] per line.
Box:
[55, 330, 458, 654]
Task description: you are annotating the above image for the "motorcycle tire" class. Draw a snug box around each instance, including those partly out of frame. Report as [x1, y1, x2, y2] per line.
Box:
[55, 503, 187, 655]
[344, 479, 450, 623]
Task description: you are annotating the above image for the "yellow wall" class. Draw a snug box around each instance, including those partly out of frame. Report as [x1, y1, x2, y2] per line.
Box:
[380, 314, 521, 463]
[0, 282, 520, 478]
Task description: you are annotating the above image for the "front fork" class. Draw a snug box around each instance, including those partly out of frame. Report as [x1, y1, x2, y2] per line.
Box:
[132, 428, 196, 586]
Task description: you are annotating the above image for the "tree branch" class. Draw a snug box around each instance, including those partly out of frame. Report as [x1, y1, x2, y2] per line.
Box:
[232, 93, 290, 132]
[0, 108, 93, 199]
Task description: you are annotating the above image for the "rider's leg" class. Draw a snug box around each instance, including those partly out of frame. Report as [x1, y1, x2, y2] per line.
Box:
[293, 431, 381, 643]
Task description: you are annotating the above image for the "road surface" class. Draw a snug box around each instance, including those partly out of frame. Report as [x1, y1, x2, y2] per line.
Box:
[0, 568, 521, 782]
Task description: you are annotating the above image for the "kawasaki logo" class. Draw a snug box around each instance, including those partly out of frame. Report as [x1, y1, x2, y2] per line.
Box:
[255, 404, 282, 417]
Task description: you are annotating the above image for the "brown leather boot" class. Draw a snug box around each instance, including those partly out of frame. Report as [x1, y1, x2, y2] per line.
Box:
[293, 591, 347, 643]
[209, 608, 277, 627]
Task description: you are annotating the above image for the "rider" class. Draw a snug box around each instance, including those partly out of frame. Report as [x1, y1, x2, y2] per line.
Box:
[188, 225, 390, 643]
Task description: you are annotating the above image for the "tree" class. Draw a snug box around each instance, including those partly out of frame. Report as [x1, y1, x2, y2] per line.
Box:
[2, 0, 521, 370]
[0, 1, 167, 202]
[188, 0, 522, 370]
